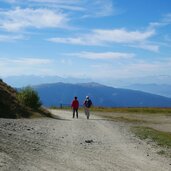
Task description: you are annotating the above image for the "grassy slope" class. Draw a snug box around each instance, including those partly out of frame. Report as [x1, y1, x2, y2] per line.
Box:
[90, 107, 171, 115]
[0, 79, 52, 119]
[131, 126, 171, 157]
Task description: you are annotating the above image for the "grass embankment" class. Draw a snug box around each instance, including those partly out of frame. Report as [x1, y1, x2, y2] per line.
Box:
[132, 126, 171, 157]
[30, 107, 54, 118]
[90, 107, 171, 123]
[50, 106, 171, 114]
[91, 107, 171, 115]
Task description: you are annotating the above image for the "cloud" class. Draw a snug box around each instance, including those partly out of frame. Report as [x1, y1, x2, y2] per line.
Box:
[130, 43, 159, 52]
[163, 13, 171, 23]
[48, 28, 157, 51]
[27, 0, 84, 11]
[4, 0, 16, 2]
[0, 57, 52, 65]
[3, 0, 71, 4]
[0, 7, 68, 32]
[60, 59, 73, 65]
[0, 57, 53, 76]
[87, 58, 171, 79]
[3, 0, 115, 17]
[81, 0, 114, 18]
[164, 35, 171, 43]
[43, 0, 114, 16]
[0, 34, 25, 42]
[48, 29, 155, 45]
[98, 29, 154, 43]
[6, 0, 80, 4]
[67, 51, 135, 60]
[149, 13, 171, 29]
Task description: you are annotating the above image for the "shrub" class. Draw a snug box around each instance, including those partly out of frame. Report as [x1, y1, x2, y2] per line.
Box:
[17, 87, 41, 109]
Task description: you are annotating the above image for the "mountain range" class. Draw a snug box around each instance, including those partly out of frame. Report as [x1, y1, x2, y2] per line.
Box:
[124, 84, 171, 98]
[2, 75, 92, 88]
[32, 82, 171, 108]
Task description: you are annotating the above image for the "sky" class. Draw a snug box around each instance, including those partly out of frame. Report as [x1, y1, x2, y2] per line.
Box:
[0, 0, 171, 85]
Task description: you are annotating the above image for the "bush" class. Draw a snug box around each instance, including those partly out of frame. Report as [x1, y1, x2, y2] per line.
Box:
[17, 87, 41, 109]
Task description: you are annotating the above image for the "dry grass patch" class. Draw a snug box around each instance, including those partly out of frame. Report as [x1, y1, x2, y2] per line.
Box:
[131, 126, 171, 157]
[91, 107, 171, 115]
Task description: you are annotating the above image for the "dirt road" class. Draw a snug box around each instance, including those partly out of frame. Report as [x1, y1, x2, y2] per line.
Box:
[0, 109, 170, 171]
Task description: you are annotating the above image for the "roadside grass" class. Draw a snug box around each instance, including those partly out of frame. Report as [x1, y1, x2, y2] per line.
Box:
[26, 107, 55, 119]
[131, 126, 171, 157]
[90, 107, 171, 123]
[49, 106, 71, 110]
[49, 106, 171, 115]
[93, 113, 148, 123]
[109, 116, 147, 123]
[90, 107, 171, 115]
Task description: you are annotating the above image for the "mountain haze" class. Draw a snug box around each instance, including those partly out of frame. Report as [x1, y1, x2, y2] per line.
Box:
[3, 75, 91, 88]
[125, 84, 171, 98]
[3, 75, 171, 88]
[32, 82, 171, 107]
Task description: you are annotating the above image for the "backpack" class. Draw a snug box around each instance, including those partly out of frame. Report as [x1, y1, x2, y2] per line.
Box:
[85, 99, 92, 108]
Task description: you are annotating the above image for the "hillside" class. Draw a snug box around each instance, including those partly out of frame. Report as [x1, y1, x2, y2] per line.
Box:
[33, 82, 171, 107]
[0, 79, 32, 118]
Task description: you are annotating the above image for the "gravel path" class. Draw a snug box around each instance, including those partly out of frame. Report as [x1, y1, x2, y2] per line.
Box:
[0, 109, 170, 171]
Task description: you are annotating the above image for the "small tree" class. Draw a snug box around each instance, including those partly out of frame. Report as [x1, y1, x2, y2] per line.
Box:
[17, 87, 41, 109]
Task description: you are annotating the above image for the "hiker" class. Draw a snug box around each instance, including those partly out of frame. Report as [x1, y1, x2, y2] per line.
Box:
[71, 96, 79, 118]
[83, 96, 92, 119]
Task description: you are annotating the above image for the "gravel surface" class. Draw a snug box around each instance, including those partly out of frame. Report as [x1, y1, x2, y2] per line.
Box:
[0, 109, 171, 171]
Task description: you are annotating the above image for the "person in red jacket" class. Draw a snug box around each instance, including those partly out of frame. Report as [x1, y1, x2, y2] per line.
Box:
[71, 96, 79, 118]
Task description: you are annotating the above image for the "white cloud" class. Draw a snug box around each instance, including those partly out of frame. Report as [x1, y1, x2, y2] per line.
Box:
[0, 34, 24, 42]
[164, 35, 171, 42]
[48, 28, 157, 51]
[60, 59, 73, 65]
[130, 43, 159, 52]
[67, 51, 135, 60]
[36, 0, 114, 17]
[163, 13, 171, 23]
[0, 57, 53, 76]
[149, 13, 171, 29]
[94, 29, 155, 43]
[4, 0, 16, 2]
[0, 57, 52, 65]
[49, 37, 86, 45]
[0, 7, 68, 32]
[81, 0, 114, 18]
[87, 58, 171, 79]
[3, 0, 76, 4]
[11, 0, 80, 3]
[48, 29, 155, 45]
[3, 0, 115, 17]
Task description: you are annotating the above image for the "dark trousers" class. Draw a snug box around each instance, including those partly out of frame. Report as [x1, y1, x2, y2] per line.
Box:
[73, 108, 78, 118]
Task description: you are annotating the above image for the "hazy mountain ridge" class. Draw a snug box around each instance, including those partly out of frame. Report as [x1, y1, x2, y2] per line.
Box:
[3, 74, 171, 88]
[32, 82, 171, 107]
[3, 75, 92, 88]
[125, 84, 171, 98]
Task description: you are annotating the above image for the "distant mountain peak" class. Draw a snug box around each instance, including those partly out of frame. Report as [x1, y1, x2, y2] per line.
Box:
[77, 82, 104, 87]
